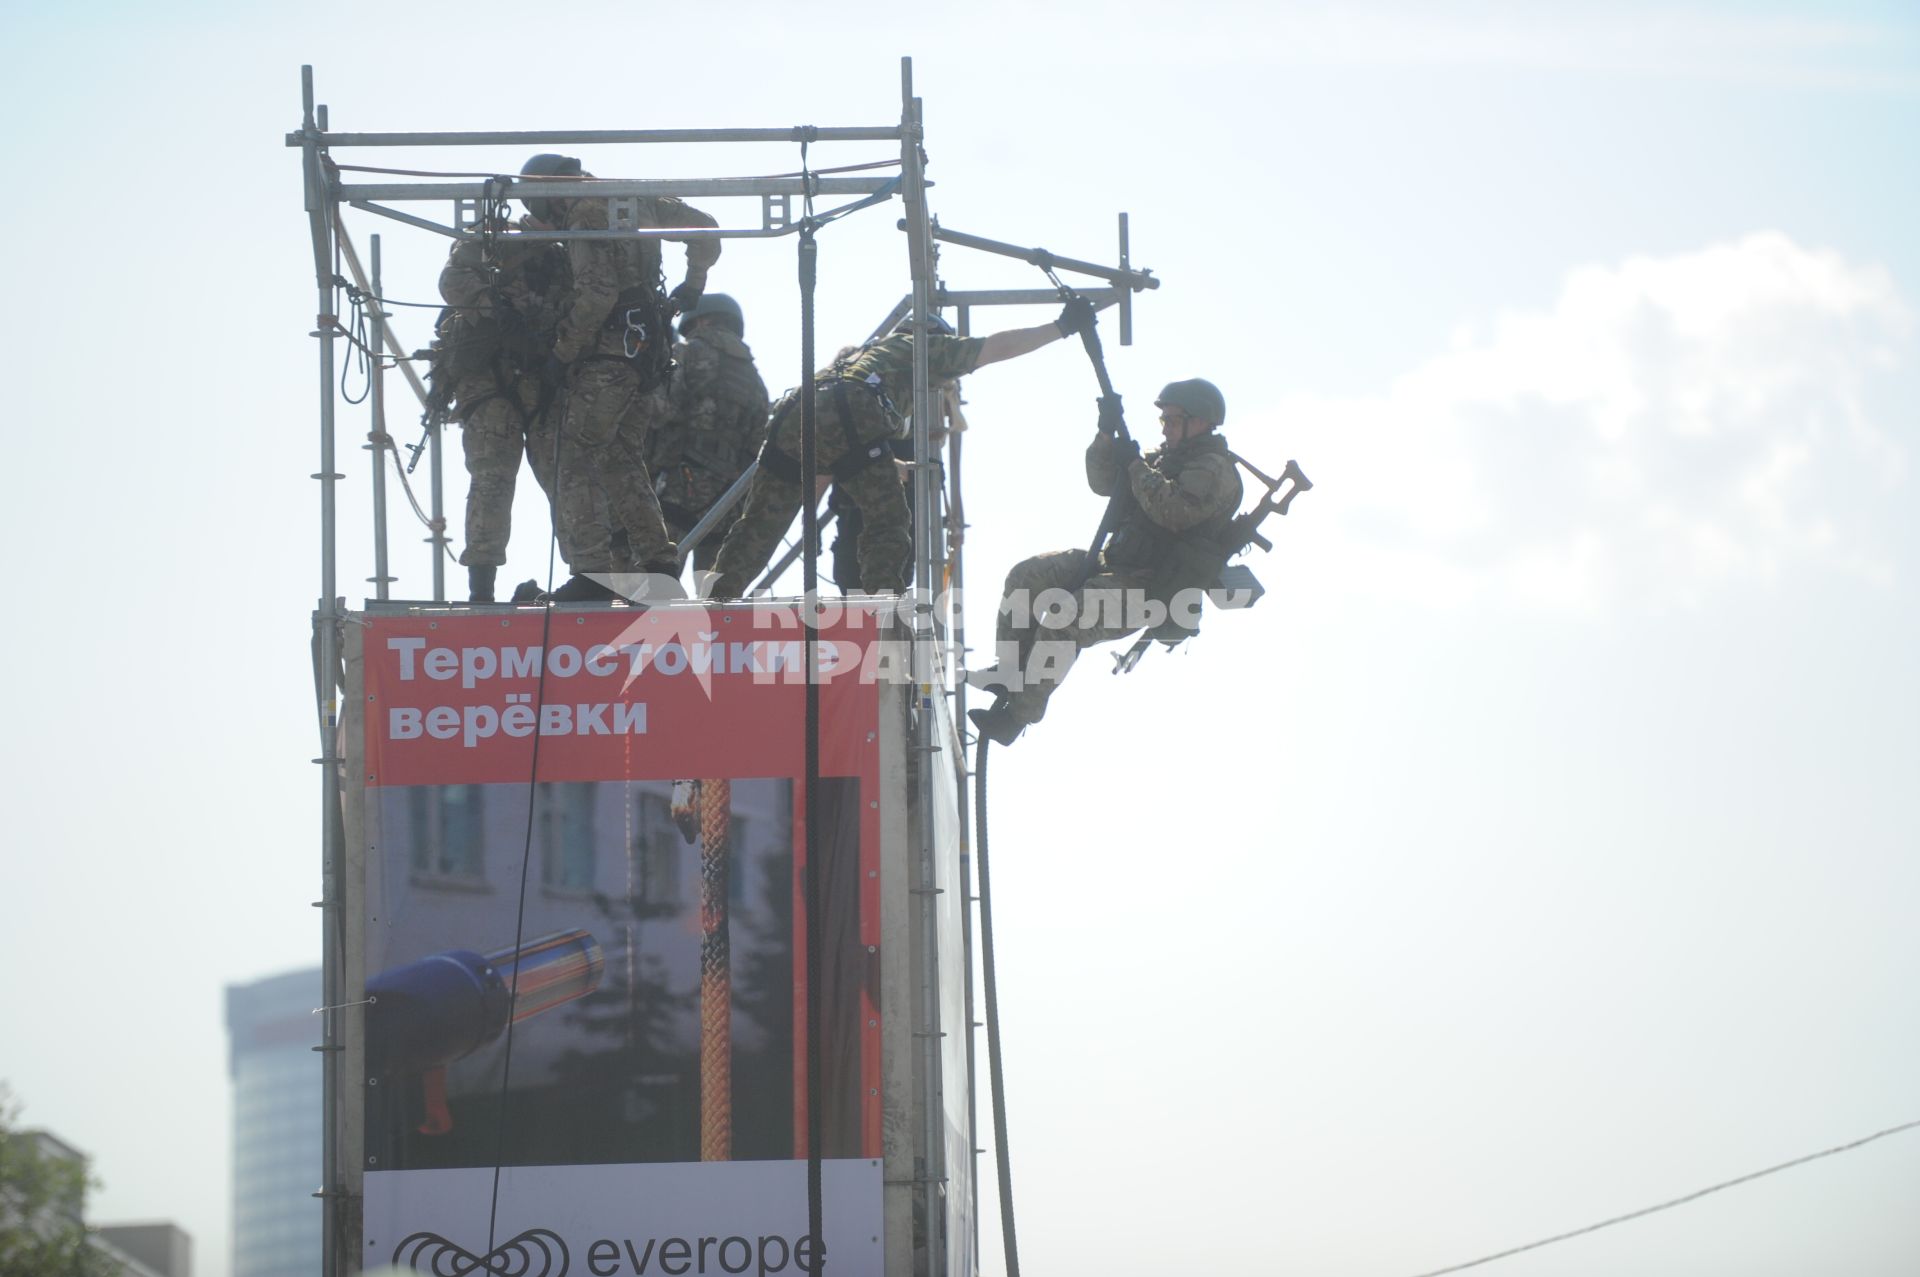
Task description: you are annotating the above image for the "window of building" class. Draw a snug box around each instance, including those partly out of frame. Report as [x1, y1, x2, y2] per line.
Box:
[408, 785, 486, 880]
[632, 790, 682, 907]
[539, 782, 598, 891]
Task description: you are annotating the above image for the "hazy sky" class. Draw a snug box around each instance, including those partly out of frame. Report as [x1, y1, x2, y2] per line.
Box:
[2, 3, 1916, 1276]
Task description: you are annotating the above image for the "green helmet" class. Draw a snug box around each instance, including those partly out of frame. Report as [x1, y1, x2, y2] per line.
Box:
[892, 311, 955, 336]
[1154, 378, 1226, 427]
[518, 153, 582, 224]
[679, 292, 745, 339]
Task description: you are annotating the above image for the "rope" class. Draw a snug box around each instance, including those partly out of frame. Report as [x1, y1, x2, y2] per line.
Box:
[972, 734, 1022, 1276]
[484, 323, 571, 1264]
[366, 427, 458, 561]
[1404, 1117, 1920, 1277]
[797, 135, 827, 1274]
[697, 779, 735, 1161]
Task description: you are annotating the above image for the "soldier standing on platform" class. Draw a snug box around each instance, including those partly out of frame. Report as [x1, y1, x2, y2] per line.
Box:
[523, 152, 722, 602]
[648, 293, 771, 575]
[432, 212, 573, 603]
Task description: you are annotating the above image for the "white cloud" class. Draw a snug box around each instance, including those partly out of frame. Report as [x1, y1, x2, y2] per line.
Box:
[1280, 232, 1912, 614]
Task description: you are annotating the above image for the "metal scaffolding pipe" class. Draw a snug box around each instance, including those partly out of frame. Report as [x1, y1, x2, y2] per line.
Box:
[301, 64, 345, 1277]
[900, 57, 950, 1276]
[912, 221, 1160, 291]
[368, 234, 391, 600]
[294, 126, 904, 148]
[339, 177, 896, 202]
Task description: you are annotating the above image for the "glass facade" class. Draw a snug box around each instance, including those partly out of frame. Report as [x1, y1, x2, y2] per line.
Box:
[226, 968, 321, 1277]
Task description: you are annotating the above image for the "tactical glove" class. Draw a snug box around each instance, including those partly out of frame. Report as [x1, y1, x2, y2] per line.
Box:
[668, 281, 704, 315]
[1053, 295, 1096, 338]
[1096, 395, 1126, 438]
[1109, 435, 1143, 467]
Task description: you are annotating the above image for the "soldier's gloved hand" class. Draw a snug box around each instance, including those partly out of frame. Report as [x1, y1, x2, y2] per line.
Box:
[1096, 395, 1126, 438]
[668, 281, 703, 316]
[1111, 435, 1143, 467]
[1054, 295, 1096, 338]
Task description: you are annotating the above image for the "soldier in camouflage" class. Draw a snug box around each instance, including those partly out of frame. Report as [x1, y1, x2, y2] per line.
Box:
[647, 294, 770, 575]
[708, 300, 1096, 599]
[522, 153, 722, 602]
[968, 378, 1244, 746]
[434, 214, 574, 602]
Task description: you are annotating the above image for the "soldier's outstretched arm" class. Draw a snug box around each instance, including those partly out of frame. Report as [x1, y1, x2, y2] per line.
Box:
[976, 296, 1096, 368]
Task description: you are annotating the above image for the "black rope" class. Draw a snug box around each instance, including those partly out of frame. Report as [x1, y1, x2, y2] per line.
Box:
[484, 373, 569, 1261]
[797, 132, 828, 1277]
[972, 735, 1022, 1276]
[336, 280, 374, 405]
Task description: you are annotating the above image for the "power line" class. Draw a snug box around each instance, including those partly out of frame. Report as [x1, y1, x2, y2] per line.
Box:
[1404, 1117, 1920, 1277]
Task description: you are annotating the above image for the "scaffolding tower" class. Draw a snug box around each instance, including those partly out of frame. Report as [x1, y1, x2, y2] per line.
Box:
[292, 57, 1157, 1277]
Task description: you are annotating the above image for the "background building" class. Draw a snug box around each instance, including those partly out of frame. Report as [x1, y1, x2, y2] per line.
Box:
[225, 969, 322, 1277]
[0, 1125, 191, 1276]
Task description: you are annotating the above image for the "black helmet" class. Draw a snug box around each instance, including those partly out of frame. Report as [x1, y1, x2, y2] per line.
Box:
[679, 293, 746, 339]
[892, 311, 955, 337]
[518, 153, 583, 224]
[1154, 378, 1226, 427]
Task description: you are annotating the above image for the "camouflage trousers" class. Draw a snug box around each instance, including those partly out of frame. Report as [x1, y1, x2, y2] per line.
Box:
[989, 549, 1149, 726]
[709, 453, 909, 599]
[556, 359, 675, 573]
[457, 385, 568, 567]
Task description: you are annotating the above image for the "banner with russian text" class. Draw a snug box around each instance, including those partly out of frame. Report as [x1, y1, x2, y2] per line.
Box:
[358, 604, 888, 1274]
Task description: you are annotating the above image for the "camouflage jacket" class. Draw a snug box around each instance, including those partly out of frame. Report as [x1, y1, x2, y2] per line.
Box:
[650, 328, 771, 514]
[829, 332, 987, 423]
[1087, 430, 1243, 570]
[552, 196, 720, 364]
[433, 220, 571, 412]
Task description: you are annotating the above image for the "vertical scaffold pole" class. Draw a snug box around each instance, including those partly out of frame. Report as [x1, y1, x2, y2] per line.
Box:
[899, 54, 950, 1277]
[429, 397, 447, 602]
[300, 65, 345, 1277]
[368, 233, 392, 601]
[947, 415, 983, 1272]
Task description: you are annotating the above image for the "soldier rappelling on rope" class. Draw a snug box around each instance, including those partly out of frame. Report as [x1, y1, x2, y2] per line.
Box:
[967, 286, 1311, 745]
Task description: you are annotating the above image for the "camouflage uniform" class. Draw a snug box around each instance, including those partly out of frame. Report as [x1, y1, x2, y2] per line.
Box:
[551, 194, 721, 574]
[648, 326, 770, 572]
[710, 332, 986, 597]
[436, 223, 573, 568]
[992, 429, 1243, 727]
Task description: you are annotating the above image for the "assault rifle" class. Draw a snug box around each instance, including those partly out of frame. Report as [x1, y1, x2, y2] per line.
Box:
[1111, 454, 1313, 674]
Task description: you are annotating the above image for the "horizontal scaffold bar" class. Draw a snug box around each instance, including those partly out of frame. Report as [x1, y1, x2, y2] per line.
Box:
[288, 126, 904, 147]
[339, 177, 898, 202]
[942, 287, 1124, 306]
[918, 223, 1159, 291]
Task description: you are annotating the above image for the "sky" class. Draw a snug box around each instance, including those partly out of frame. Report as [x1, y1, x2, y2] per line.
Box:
[2, 2, 1917, 1275]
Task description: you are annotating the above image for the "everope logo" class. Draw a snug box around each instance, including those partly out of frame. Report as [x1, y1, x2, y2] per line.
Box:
[392, 1228, 570, 1275]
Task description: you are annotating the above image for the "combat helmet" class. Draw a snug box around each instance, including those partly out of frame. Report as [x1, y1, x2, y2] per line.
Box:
[1153, 378, 1226, 427]
[892, 311, 955, 336]
[518, 153, 583, 224]
[679, 292, 746, 339]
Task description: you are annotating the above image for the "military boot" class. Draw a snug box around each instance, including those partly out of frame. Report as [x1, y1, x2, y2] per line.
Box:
[468, 565, 497, 604]
[635, 559, 688, 602]
[967, 703, 1026, 748]
[546, 573, 621, 603]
